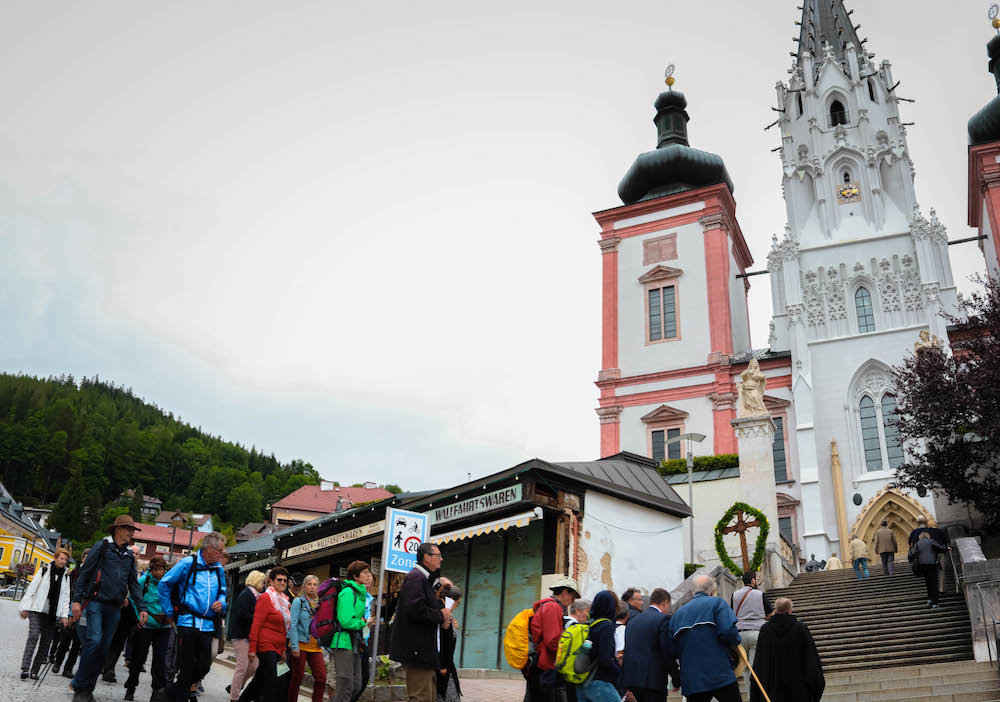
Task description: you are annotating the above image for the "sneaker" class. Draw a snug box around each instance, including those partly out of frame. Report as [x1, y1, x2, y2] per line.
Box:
[30, 671, 39, 680]
[20, 671, 29, 680]
[931, 603, 941, 608]
[928, 599, 933, 606]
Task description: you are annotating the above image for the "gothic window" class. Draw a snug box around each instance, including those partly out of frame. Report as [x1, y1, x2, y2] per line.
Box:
[881, 394, 904, 469]
[772, 416, 788, 482]
[829, 99, 849, 127]
[648, 286, 677, 342]
[651, 427, 682, 463]
[855, 287, 876, 333]
[796, 93, 803, 118]
[859, 396, 883, 471]
[868, 79, 878, 103]
[843, 172, 851, 184]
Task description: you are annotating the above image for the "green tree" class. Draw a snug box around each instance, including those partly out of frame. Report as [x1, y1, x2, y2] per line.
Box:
[226, 483, 263, 527]
[383, 484, 402, 494]
[129, 484, 146, 521]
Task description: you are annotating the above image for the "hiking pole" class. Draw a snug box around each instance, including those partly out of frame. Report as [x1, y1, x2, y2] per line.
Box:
[33, 658, 53, 689]
[738, 646, 772, 702]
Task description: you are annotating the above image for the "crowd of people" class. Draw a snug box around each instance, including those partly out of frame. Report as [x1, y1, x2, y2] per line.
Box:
[13, 514, 953, 702]
[520, 571, 824, 702]
[15, 520, 462, 702]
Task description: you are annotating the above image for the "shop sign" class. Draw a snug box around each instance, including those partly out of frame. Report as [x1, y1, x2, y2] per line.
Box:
[429, 484, 523, 525]
[282, 521, 383, 560]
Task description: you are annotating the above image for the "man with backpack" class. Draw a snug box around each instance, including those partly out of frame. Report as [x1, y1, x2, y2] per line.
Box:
[157, 531, 228, 702]
[124, 556, 170, 701]
[525, 576, 580, 702]
[70, 515, 149, 702]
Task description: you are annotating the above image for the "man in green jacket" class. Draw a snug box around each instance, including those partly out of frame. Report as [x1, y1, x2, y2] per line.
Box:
[331, 561, 376, 702]
[124, 557, 170, 701]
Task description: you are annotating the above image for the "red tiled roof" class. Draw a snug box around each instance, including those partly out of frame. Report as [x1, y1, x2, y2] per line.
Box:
[133, 523, 208, 548]
[271, 485, 394, 514]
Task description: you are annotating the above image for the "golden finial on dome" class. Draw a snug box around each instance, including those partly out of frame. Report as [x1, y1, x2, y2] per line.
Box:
[664, 64, 676, 89]
[991, 4, 1000, 30]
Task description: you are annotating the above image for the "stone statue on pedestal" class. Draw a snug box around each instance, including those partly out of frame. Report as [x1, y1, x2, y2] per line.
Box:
[738, 359, 768, 418]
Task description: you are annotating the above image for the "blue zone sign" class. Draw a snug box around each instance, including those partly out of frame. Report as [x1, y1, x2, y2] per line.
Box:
[384, 508, 429, 573]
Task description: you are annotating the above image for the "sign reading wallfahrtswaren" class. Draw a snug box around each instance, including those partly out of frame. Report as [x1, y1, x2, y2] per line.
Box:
[430, 484, 523, 525]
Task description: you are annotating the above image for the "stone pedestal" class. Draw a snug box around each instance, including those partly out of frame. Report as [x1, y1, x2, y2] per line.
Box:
[731, 415, 780, 543]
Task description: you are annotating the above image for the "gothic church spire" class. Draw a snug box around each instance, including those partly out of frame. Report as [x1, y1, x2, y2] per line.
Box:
[797, 0, 864, 73]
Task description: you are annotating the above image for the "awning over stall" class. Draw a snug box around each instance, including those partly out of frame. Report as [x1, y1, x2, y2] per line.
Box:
[430, 510, 538, 545]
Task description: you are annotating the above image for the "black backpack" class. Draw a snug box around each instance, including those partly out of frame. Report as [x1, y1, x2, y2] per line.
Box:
[169, 554, 223, 618]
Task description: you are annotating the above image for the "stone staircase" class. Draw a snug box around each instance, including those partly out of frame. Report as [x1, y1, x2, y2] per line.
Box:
[769, 564, 973, 673]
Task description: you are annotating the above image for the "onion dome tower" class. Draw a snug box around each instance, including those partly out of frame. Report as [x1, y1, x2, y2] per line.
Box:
[968, 9, 1000, 145]
[617, 70, 733, 205]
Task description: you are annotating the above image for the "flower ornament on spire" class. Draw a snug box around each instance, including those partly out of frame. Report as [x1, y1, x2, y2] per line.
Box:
[664, 63, 676, 89]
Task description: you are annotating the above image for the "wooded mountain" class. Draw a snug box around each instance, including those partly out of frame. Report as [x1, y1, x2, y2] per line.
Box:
[0, 373, 322, 544]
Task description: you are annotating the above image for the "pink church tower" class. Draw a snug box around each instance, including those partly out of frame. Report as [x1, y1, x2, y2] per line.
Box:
[594, 79, 768, 460]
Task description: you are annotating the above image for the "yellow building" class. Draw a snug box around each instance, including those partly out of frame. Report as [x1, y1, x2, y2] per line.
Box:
[0, 494, 59, 584]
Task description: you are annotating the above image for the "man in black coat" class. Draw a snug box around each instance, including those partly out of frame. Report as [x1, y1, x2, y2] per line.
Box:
[622, 588, 680, 702]
[749, 598, 824, 702]
[389, 543, 451, 702]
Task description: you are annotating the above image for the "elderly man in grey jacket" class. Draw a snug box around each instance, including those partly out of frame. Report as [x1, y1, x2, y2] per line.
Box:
[731, 570, 772, 696]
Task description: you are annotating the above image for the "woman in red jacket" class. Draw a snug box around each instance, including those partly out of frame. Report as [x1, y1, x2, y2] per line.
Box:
[240, 566, 291, 702]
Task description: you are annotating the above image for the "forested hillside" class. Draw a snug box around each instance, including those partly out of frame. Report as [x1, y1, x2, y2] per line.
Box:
[0, 373, 322, 544]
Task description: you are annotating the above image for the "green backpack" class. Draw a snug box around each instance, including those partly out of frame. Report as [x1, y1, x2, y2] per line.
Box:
[555, 619, 609, 685]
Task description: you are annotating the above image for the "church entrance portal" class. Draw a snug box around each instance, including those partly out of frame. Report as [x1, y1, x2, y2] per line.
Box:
[850, 487, 932, 559]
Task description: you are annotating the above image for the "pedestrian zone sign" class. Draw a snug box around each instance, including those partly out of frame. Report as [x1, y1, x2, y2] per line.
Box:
[383, 508, 428, 573]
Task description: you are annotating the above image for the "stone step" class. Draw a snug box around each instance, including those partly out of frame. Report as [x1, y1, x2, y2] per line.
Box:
[823, 649, 976, 673]
[804, 611, 971, 637]
[797, 603, 969, 629]
[822, 671, 1000, 695]
[813, 630, 972, 657]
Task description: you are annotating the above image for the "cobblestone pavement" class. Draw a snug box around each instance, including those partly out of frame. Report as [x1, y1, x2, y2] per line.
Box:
[457, 677, 523, 702]
[0, 597, 234, 702]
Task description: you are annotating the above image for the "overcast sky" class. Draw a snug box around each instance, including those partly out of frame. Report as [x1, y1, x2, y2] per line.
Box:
[0, 1, 992, 491]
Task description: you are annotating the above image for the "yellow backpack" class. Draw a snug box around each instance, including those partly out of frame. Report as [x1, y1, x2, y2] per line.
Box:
[503, 608, 535, 669]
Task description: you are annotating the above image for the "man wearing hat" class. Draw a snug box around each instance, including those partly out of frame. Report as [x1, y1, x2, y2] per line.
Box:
[526, 575, 580, 702]
[71, 515, 148, 702]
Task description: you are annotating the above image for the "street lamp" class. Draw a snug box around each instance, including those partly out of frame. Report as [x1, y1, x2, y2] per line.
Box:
[666, 432, 707, 567]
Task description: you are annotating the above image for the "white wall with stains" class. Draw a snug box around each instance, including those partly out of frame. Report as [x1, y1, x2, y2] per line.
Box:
[576, 490, 685, 599]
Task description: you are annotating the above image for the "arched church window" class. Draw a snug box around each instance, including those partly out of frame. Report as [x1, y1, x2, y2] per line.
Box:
[859, 396, 883, 471]
[868, 79, 878, 103]
[881, 393, 904, 469]
[843, 172, 851, 184]
[796, 93, 803, 119]
[855, 287, 876, 333]
[829, 99, 848, 127]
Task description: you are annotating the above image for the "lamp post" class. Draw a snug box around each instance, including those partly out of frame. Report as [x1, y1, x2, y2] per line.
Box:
[666, 432, 707, 567]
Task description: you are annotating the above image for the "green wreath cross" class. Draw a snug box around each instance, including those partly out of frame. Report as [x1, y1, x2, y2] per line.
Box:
[714, 501, 769, 577]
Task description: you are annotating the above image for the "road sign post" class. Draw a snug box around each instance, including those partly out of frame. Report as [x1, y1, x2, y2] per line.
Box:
[369, 508, 429, 687]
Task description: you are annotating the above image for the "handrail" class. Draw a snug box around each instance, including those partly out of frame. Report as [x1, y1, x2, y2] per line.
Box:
[973, 579, 1000, 666]
[949, 547, 962, 595]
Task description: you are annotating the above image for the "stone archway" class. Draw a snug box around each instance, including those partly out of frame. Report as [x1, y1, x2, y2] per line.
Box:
[850, 486, 932, 559]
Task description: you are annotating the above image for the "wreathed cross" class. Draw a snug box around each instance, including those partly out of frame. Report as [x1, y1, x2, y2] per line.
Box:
[722, 509, 762, 572]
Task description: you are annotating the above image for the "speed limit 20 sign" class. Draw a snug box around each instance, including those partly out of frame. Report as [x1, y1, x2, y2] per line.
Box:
[382, 508, 429, 573]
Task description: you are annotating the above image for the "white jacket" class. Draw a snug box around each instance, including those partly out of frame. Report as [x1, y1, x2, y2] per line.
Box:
[19, 563, 70, 619]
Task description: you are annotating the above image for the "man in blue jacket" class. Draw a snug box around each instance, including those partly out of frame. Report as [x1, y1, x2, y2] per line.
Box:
[157, 532, 228, 702]
[622, 588, 679, 702]
[71, 515, 148, 702]
[669, 576, 741, 702]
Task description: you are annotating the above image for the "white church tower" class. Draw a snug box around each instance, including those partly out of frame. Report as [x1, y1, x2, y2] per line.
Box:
[767, 0, 960, 559]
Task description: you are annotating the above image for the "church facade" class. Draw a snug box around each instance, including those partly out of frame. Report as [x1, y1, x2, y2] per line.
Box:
[594, 0, 972, 565]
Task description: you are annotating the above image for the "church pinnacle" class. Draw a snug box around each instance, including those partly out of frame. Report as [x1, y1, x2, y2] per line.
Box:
[796, 0, 865, 73]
